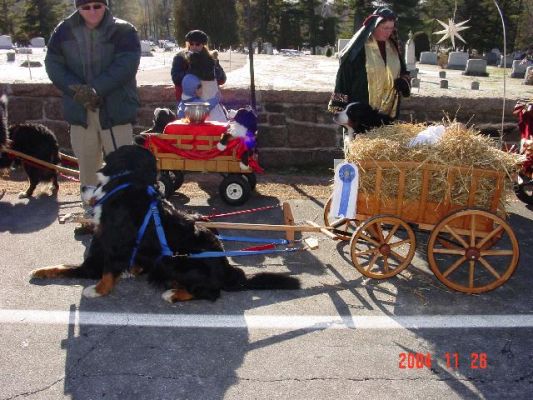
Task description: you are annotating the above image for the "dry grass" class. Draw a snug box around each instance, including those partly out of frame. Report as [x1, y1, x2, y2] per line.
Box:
[0, 170, 332, 201]
[345, 122, 520, 214]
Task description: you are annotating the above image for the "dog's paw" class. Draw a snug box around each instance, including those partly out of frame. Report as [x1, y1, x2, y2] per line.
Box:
[82, 285, 103, 298]
[162, 289, 194, 303]
[239, 162, 250, 171]
[216, 142, 227, 151]
[18, 191, 30, 199]
[31, 265, 73, 279]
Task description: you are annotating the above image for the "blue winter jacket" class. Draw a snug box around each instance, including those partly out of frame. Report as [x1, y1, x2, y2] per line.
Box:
[45, 10, 141, 129]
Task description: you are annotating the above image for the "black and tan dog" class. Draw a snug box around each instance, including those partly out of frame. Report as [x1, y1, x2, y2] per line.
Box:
[333, 101, 394, 141]
[31, 145, 300, 302]
[0, 95, 60, 198]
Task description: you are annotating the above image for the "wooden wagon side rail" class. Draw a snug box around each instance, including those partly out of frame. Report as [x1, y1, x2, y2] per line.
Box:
[146, 133, 244, 173]
[354, 160, 506, 233]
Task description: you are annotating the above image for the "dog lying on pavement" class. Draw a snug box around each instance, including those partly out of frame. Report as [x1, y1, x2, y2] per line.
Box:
[31, 145, 300, 302]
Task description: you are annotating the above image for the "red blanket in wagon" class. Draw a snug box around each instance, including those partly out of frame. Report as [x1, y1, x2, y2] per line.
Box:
[144, 120, 263, 173]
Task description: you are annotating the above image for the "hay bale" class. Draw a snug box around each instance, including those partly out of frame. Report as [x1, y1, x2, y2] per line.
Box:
[345, 122, 520, 215]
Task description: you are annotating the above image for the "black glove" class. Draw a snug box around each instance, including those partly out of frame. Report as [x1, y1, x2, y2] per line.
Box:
[394, 77, 411, 98]
[69, 84, 101, 111]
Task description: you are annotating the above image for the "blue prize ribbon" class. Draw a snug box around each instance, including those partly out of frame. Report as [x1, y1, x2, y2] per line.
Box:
[338, 164, 356, 217]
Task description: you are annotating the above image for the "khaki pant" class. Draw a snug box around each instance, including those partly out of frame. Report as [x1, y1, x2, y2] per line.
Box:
[70, 109, 133, 188]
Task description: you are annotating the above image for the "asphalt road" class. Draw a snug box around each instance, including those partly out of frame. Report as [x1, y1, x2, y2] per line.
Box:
[0, 188, 532, 400]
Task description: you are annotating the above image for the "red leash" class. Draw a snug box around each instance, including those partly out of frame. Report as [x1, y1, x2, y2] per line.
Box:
[205, 204, 281, 219]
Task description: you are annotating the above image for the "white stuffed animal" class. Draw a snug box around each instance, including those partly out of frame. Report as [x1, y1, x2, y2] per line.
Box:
[217, 107, 258, 170]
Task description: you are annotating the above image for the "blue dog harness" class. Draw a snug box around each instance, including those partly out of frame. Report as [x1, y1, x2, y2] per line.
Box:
[91, 182, 171, 268]
[95, 183, 299, 267]
[129, 186, 173, 266]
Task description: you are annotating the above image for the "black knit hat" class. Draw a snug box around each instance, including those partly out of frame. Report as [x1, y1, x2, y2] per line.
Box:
[76, 0, 108, 8]
[185, 30, 208, 44]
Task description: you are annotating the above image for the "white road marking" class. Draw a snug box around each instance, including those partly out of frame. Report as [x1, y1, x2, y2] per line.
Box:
[1, 309, 532, 330]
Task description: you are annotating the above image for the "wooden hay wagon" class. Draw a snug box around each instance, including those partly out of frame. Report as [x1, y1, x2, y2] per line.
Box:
[323, 160, 520, 294]
[144, 121, 259, 205]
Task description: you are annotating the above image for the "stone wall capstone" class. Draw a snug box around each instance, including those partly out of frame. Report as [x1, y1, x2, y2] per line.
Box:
[0, 83, 521, 168]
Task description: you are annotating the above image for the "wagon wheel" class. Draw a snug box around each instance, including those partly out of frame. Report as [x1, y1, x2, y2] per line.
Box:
[349, 215, 416, 279]
[219, 174, 251, 206]
[323, 195, 358, 241]
[427, 209, 519, 294]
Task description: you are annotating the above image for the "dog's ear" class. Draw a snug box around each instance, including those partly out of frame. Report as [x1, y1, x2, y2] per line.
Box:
[152, 108, 177, 133]
[346, 102, 373, 122]
[102, 145, 158, 185]
[133, 134, 147, 146]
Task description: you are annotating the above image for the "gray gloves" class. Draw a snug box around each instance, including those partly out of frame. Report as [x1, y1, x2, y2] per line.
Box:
[69, 84, 101, 111]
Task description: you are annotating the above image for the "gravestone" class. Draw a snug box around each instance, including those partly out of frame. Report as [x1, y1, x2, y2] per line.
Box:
[411, 78, 420, 88]
[410, 69, 418, 79]
[463, 59, 488, 77]
[140, 40, 153, 56]
[263, 42, 273, 55]
[447, 52, 468, 70]
[337, 38, 350, 54]
[510, 60, 527, 78]
[484, 51, 498, 66]
[525, 66, 533, 85]
[29, 37, 45, 48]
[20, 60, 42, 68]
[405, 31, 416, 72]
[0, 35, 14, 49]
[17, 48, 32, 54]
[163, 41, 174, 51]
[471, 81, 480, 90]
[6, 51, 15, 62]
[499, 55, 513, 68]
[419, 51, 437, 65]
[315, 46, 326, 55]
[440, 79, 448, 89]
[439, 71, 446, 78]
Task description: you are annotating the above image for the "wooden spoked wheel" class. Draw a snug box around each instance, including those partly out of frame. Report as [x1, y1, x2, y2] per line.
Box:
[349, 215, 416, 279]
[323, 196, 358, 241]
[427, 209, 519, 294]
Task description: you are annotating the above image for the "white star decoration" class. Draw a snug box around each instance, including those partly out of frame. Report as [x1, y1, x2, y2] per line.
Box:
[433, 18, 470, 49]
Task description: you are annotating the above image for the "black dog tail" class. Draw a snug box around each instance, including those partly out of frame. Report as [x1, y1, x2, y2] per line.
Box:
[224, 267, 300, 292]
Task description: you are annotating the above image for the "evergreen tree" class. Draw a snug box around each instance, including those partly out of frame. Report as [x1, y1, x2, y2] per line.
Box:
[513, 0, 533, 50]
[18, 0, 67, 44]
[175, 0, 238, 48]
[108, 0, 144, 33]
[385, 0, 424, 42]
[0, 0, 16, 37]
[420, 0, 528, 52]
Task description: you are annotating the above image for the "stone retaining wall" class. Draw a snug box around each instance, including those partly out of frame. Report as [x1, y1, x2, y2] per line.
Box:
[0, 83, 519, 168]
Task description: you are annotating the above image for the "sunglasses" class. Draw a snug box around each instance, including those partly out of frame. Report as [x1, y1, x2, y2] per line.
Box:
[80, 4, 104, 11]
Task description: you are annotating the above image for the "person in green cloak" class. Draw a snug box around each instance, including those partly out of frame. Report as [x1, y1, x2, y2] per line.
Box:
[328, 7, 411, 124]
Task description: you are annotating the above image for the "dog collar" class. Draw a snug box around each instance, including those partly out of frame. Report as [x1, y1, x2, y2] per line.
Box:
[93, 183, 132, 208]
